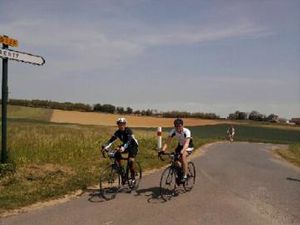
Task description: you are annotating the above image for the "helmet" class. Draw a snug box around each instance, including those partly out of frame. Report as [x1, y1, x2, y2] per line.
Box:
[116, 117, 127, 124]
[174, 118, 183, 126]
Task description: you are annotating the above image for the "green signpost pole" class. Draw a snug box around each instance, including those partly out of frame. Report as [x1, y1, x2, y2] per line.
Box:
[1, 42, 8, 163]
[0, 35, 44, 164]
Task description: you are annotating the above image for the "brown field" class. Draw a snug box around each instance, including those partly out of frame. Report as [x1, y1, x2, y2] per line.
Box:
[50, 109, 229, 127]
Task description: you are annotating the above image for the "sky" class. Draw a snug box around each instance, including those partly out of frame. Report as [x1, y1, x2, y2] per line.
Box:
[0, 0, 299, 119]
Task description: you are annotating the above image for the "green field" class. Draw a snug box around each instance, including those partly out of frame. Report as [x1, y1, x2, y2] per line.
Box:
[189, 124, 300, 144]
[5, 105, 53, 122]
[0, 106, 299, 213]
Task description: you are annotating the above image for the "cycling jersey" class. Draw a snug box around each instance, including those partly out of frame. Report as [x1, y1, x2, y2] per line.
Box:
[105, 127, 138, 150]
[169, 127, 194, 149]
[228, 127, 235, 135]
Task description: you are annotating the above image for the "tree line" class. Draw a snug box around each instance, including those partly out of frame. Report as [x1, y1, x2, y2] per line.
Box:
[228, 110, 280, 122]
[5, 99, 281, 122]
[6, 98, 220, 119]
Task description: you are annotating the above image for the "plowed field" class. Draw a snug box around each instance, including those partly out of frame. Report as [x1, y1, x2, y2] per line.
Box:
[50, 109, 228, 127]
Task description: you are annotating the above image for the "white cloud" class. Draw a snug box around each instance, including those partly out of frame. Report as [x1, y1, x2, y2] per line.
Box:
[137, 23, 269, 46]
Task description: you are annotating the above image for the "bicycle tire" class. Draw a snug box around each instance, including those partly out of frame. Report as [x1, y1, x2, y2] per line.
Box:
[99, 165, 121, 200]
[127, 161, 142, 191]
[183, 161, 196, 191]
[160, 166, 177, 201]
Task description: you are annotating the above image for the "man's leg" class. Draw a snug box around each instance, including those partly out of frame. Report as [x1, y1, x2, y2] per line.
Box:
[128, 147, 138, 180]
[181, 151, 189, 180]
[128, 157, 135, 179]
[115, 151, 122, 167]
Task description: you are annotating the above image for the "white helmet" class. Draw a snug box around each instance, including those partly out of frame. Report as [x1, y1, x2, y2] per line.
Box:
[116, 117, 126, 124]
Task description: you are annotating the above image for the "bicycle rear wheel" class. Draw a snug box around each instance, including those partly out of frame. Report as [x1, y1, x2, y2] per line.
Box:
[99, 165, 121, 200]
[184, 161, 196, 191]
[160, 166, 177, 201]
[128, 161, 142, 191]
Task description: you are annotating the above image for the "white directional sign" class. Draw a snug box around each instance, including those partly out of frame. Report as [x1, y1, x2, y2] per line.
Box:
[0, 48, 45, 65]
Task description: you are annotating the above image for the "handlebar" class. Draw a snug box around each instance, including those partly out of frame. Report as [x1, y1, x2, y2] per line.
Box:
[100, 146, 116, 159]
[158, 151, 174, 161]
[100, 147, 128, 160]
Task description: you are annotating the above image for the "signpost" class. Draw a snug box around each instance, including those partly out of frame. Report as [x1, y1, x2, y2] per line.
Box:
[0, 35, 45, 163]
[0, 48, 45, 66]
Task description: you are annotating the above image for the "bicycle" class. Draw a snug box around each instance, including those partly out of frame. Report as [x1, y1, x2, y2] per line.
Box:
[99, 148, 142, 200]
[226, 133, 234, 142]
[158, 151, 196, 201]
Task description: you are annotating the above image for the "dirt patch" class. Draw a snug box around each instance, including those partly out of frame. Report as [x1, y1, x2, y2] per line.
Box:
[21, 164, 75, 181]
[50, 109, 229, 127]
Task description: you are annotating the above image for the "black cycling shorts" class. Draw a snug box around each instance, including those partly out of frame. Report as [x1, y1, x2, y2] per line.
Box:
[115, 147, 138, 159]
[175, 144, 193, 155]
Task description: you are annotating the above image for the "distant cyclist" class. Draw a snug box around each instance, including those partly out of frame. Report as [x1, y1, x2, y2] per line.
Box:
[227, 125, 235, 142]
[160, 118, 194, 182]
[101, 118, 139, 182]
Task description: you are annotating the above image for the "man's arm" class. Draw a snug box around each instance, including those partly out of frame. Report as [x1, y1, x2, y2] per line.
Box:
[102, 135, 117, 150]
[162, 136, 172, 152]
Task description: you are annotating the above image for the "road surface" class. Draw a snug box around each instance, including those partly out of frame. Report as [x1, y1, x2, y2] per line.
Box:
[1, 142, 300, 225]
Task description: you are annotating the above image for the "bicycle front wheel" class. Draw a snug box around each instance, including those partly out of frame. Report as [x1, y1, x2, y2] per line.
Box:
[128, 161, 142, 191]
[99, 165, 121, 200]
[183, 161, 196, 191]
[160, 166, 177, 201]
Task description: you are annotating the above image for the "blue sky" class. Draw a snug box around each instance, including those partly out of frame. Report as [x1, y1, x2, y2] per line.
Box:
[0, 0, 299, 118]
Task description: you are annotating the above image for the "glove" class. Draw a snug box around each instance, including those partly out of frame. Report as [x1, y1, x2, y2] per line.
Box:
[158, 150, 164, 156]
[101, 145, 108, 151]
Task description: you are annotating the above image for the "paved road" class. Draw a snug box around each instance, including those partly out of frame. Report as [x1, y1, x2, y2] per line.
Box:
[1, 143, 300, 225]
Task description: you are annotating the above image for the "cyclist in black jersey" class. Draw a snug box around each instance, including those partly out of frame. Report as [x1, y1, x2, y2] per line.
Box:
[102, 118, 139, 181]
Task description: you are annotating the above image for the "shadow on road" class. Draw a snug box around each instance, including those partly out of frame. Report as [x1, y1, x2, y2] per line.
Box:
[134, 187, 165, 203]
[84, 188, 107, 203]
[286, 177, 300, 183]
[86, 187, 138, 203]
[85, 186, 187, 204]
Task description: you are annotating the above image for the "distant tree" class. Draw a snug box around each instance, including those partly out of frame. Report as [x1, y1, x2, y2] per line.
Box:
[228, 111, 248, 120]
[249, 111, 266, 121]
[116, 106, 125, 114]
[101, 104, 116, 113]
[141, 109, 153, 116]
[125, 107, 133, 114]
[133, 110, 141, 115]
[93, 104, 102, 112]
[266, 114, 279, 123]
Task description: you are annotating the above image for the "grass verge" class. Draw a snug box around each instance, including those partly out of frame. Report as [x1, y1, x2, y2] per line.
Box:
[276, 144, 300, 167]
[0, 121, 299, 214]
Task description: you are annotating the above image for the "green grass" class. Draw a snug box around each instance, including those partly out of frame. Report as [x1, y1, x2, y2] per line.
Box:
[0, 118, 300, 213]
[0, 120, 176, 212]
[276, 144, 300, 167]
[188, 124, 300, 144]
[1, 105, 53, 122]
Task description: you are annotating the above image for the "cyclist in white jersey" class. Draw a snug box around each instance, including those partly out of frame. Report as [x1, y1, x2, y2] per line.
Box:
[161, 118, 194, 182]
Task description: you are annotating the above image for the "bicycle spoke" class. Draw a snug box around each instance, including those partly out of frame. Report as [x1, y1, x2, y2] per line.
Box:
[160, 167, 177, 201]
[99, 166, 121, 200]
[183, 162, 196, 192]
[128, 162, 142, 191]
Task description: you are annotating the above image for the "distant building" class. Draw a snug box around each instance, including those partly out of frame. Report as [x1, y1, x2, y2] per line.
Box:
[290, 118, 300, 125]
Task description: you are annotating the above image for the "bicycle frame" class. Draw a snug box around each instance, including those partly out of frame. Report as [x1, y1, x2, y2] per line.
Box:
[103, 149, 130, 184]
[159, 151, 196, 201]
[159, 152, 184, 185]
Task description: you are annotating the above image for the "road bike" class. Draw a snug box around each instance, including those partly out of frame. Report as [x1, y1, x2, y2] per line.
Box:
[158, 151, 196, 201]
[227, 133, 234, 142]
[99, 148, 142, 200]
